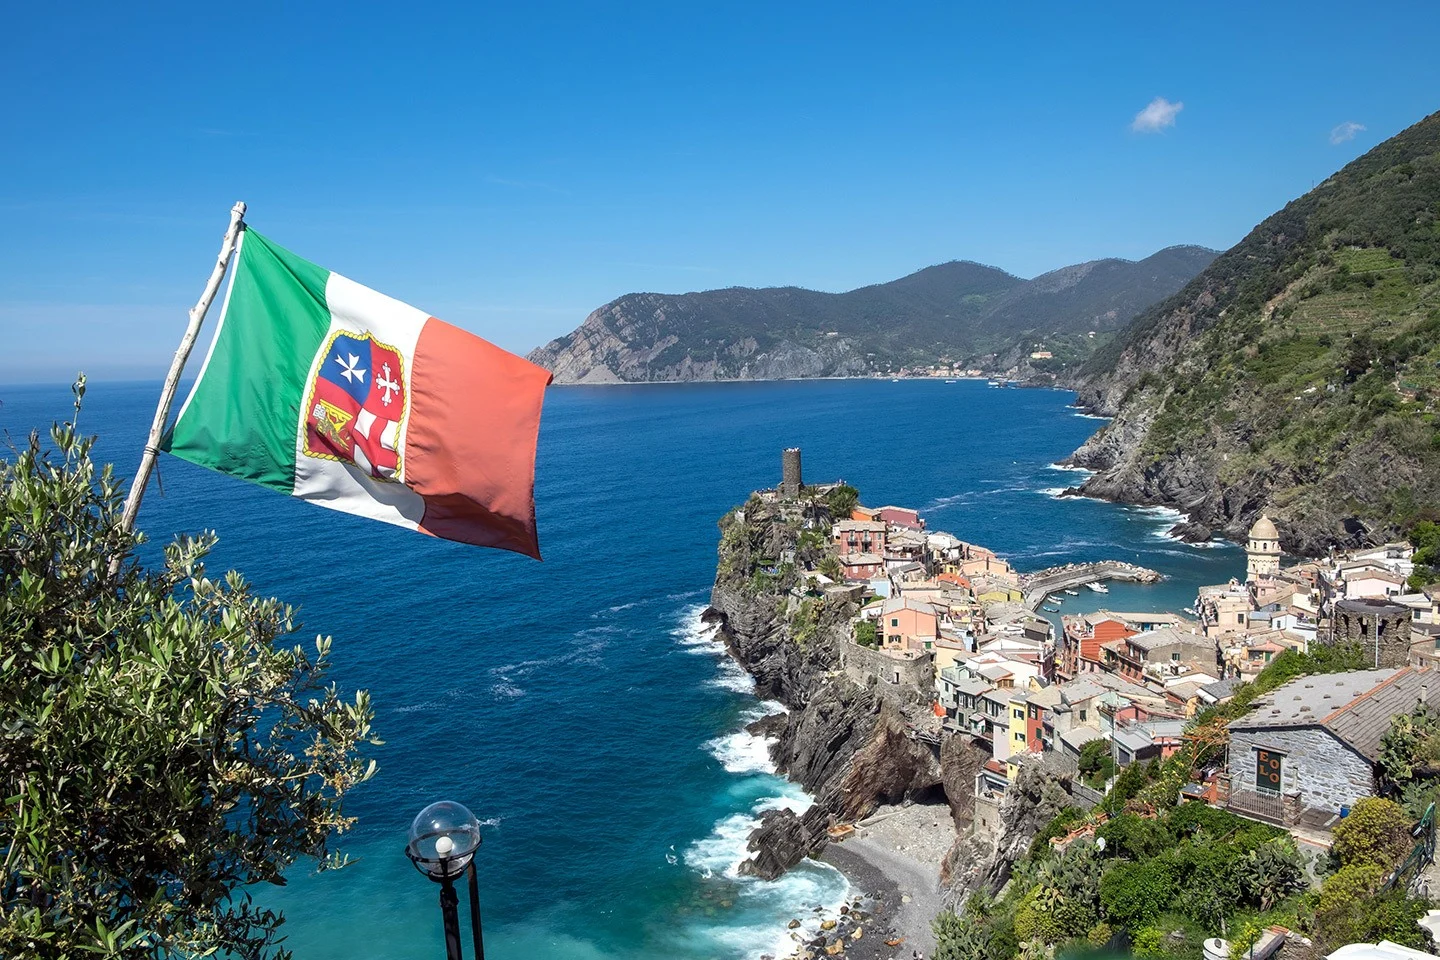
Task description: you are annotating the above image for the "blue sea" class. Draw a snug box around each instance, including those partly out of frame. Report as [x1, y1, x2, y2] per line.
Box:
[1, 378, 1243, 959]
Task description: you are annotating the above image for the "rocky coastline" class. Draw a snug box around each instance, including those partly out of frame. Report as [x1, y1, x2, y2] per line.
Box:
[704, 492, 1086, 957]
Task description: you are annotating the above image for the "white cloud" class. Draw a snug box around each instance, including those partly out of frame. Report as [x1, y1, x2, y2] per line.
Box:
[1131, 97, 1184, 133]
[1330, 121, 1366, 145]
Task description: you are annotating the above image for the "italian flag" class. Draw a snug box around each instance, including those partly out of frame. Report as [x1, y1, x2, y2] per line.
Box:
[164, 229, 552, 558]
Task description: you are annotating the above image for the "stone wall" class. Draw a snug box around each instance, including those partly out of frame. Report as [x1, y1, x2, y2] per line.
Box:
[1227, 725, 1376, 813]
[840, 642, 934, 709]
[1330, 602, 1412, 669]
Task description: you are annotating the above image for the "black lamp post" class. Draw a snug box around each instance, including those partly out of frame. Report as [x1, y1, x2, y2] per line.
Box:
[405, 800, 487, 960]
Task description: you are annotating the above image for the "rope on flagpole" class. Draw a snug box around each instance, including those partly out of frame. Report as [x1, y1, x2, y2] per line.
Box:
[117, 201, 248, 537]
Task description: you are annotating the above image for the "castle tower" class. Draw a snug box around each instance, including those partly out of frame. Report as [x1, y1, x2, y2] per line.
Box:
[780, 448, 803, 498]
[1245, 514, 1282, 581]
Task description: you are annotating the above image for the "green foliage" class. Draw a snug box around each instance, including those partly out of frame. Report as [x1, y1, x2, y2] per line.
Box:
[1099, 858, 1176, 928]
[817, 554, 842, 581]
[1099, 759, 1156, 815]
[789, 599, 819, 648]
[1315, 863, 1432, 954]
[1130, 925, 1167, 958]
[1379, 702, 1440, 786]
[1409, 520, 1440, 588]
[1332, 797, 1413, 870]
[1027, 807, 1086, 860]
[1096, 814, 1170, 860]
[853, 619, 878, 648]
[825, 484, 859, 520]
[1237, 841, 1308, 911]
[1228, 920, 1263, 960]
[1077, 739, 1115, 789]
[933, 910, 988, 960]
[0, 387, 379, 960]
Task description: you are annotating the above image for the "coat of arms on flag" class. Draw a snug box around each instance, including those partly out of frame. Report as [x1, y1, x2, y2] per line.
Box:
[303, 331, 409, 481]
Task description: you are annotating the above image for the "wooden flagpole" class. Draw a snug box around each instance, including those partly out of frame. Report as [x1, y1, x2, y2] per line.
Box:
[118, 201, 248, 535]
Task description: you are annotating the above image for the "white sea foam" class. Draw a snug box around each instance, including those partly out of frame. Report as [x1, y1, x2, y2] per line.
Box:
[1047, 462, 1096, 475]
[489, 682, 525, 700]
[1037, 487, 1070, 500]
[705, 730, 777, 775]
[672, 604, 724, 654]
[1073, 411, 1110, 420]
[682, 798, 849, 959]
[923, 491, 979, 511]
[706, 658, 757, 694]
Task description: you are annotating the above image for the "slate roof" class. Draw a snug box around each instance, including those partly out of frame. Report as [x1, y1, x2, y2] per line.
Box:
[1200, 678, 1240, 701]
[1124, 625, 1213, 653]
[1060, 726, 1105, 751]
[880, 596, 937, 616]
[1229, 667, 1440, 762]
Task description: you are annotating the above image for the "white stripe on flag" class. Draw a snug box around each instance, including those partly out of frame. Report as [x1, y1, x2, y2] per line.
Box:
[290, 272, 429, 531]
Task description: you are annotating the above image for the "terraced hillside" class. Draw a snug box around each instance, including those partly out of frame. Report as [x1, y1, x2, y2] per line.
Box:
[1071, 109, 1440, 554]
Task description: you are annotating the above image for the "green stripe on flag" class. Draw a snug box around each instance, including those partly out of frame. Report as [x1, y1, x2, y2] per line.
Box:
[163, 229, 332, 493]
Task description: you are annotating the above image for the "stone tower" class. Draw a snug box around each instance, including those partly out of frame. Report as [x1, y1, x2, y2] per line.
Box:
[780, 448, 803, 498]
[1246, 514, 1282, 581]
[1331, 598, 1413, 669]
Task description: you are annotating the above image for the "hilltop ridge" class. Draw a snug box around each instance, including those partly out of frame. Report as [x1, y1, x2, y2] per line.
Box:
[527, 246, 1217, 383]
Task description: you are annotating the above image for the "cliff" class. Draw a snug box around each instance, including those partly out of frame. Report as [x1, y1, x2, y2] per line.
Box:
[706, 494, 942, 878]
[1069, 109, 1440, 554]
[529, 248, 1216, 383]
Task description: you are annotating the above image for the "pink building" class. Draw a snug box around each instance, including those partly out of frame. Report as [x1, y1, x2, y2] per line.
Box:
[833, 520, 887, 558]
[875, 506, 925, 531]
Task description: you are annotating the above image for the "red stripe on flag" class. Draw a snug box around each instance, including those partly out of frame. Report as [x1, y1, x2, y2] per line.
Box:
[405, 318, 552, 558]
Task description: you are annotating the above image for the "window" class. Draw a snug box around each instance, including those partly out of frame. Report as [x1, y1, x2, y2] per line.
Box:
[1014, 709, 1024, 720]
[1237, 613, 1245, 624]
[891, 618, 899, 627]
[1256, 748, 1283, 794]
[1079, 709, 1087, 721]
[1014, 732, 1025, 743]
[1171, 652, 1181, 661]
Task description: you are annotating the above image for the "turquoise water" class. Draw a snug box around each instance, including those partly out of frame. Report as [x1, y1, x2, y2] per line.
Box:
[1, 378, 1243, 959]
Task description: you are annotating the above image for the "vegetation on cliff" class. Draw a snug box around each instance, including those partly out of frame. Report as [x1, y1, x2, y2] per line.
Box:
[528, 247, 1215, 383]
[1073, 109, 1440, 552]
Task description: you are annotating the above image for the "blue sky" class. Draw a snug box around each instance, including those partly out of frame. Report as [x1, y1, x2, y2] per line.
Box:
[3, 1, 1437, 382]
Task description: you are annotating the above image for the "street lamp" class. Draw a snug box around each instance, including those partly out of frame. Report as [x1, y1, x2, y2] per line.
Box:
[406, 801, 486, 960]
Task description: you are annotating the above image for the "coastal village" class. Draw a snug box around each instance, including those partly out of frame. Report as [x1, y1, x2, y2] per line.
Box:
[746, 449, 1440, 960]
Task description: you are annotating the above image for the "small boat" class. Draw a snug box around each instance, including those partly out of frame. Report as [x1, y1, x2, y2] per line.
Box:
[1064, 589, 1079, 596]
[945, 379, 957, 383]
[1046, 594, 1063, 603]
[1043, 605, 1061, 612]
[1184, 606, 1198, 616]
[987, 380, 1001, 387]
[1086, 582, 1109, 593]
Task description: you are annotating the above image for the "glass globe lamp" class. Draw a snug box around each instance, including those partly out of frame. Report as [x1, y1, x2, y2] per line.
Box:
[406, 800, 482, 881]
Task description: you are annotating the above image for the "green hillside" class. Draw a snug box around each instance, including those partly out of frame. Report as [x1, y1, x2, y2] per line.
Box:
[528, 247, 1216, 383]
[1073, 110, 1440, 553]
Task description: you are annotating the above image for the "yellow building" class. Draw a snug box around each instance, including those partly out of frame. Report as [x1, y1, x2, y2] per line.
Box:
[1005, 690, 1030, 781]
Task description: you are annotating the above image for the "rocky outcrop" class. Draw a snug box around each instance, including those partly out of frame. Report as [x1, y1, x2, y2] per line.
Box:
[939, 735, 989, 829]
[942, 759, 1077, 907]
[706, 495, 942, 880]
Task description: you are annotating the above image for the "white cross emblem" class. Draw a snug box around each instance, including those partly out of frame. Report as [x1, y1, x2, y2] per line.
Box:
[377, 362, 401, 406]
[335, 352, 367, 384]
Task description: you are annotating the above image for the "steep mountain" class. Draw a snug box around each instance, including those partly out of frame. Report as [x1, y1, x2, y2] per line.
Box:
[1070, 110, 1440, 555]
[528, 247, 1216, 383]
